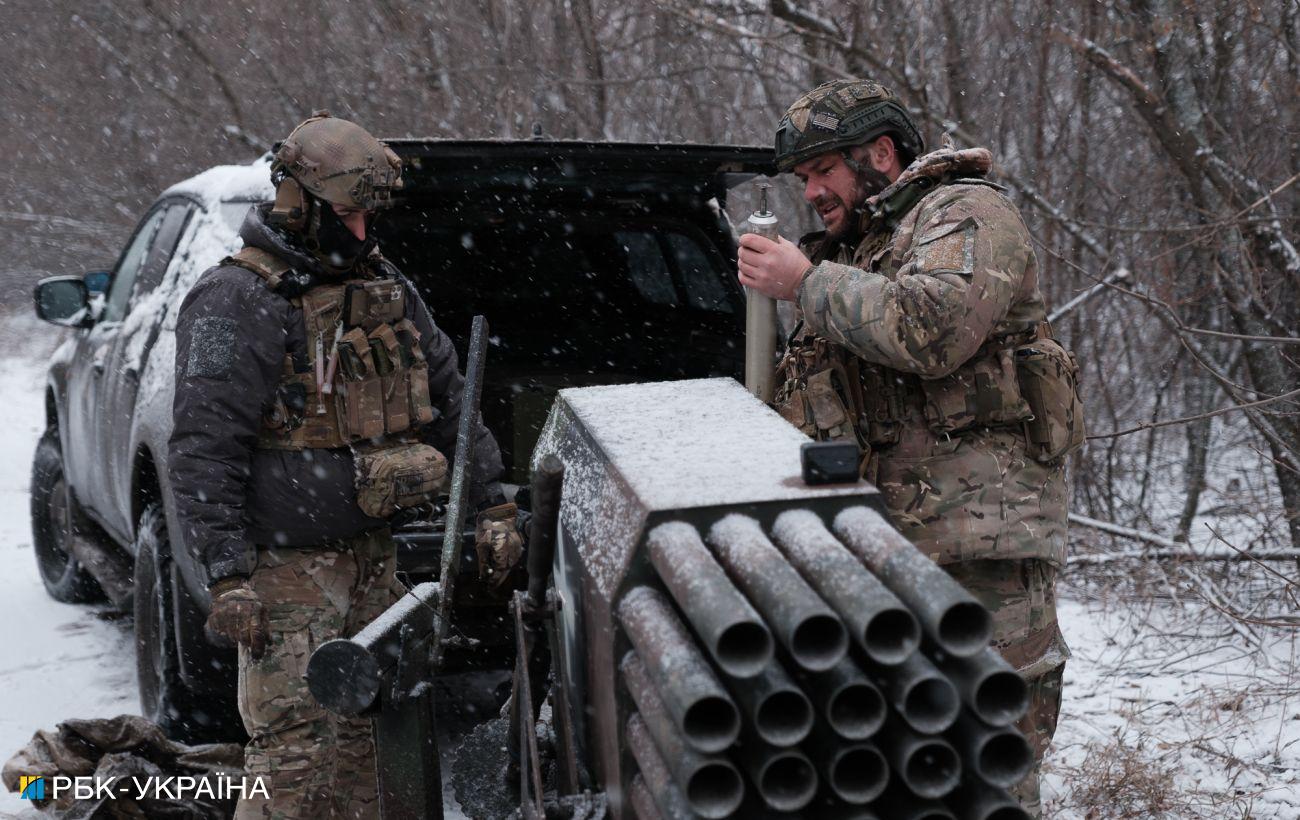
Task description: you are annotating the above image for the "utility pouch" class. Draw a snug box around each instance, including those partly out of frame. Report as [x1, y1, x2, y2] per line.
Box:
[804, 367, 857, 440]
[271, 382, 308, 431]
[344, 279, 406, 329]
[336, 342, 364, 380]
[263, 356, 307, 434]
[337, 327, 385, 440]
[368, 338, 394, 376]
[408, 367, 435, 426]
[774, 384, 816, 437]
[920, 347, 1031, 434]
[1015, 338, 1086, 463]
[353, 443, 449, 519]
[342, 284, 368, 329]
[858, 365, 904, 447]
[393, 325, 417, 368]
[396, 319, 437, 426]
[370, 325, 411, 435]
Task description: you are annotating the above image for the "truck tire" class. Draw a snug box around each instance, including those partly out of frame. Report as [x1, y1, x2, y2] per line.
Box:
[30, 431, 105, 603]
[133, 501, 241, 743]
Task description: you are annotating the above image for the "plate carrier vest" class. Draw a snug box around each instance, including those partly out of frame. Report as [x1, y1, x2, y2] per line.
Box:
[222, 246, 438, 451]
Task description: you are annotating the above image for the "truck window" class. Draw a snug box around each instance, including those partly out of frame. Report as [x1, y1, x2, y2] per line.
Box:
[616, 231, 678, 307]
[102, 207, 166, 323]
[665, 233, 734, 314]
[130, 203, 193, 307]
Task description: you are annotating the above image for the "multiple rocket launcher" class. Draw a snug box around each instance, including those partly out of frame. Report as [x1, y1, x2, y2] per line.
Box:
[308, 364, 1037, 818]
[519, 377, 1040, 820]
[614, 505, 1032, 820]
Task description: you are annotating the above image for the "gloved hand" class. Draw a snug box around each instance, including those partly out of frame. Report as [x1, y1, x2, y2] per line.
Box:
[204, 576, 268, 659]
[475, 502, 523, 591]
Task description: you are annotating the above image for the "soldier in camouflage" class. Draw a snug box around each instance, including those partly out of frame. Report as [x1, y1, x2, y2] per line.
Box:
[739, 79, 1085, 815]
[170, 113, 521, 818]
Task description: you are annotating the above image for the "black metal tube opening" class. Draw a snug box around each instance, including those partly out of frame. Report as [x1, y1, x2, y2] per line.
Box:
[685, 760, 745, 819]
[683, 694, 742, 753]
[974, 670, 1030, 726]
[902, 677, 960, 735]
[978, 731, 1034, 788]
[754, 689, 813, 747]
[828, 680, 886, 740]
[863, 607, 921, 666]
[829, 745, 889, 804]
[904, 739, 960, 799]
[756, 751, 817, 812]
[937, 602, 993, 657]
[715, 621, 774, 679]
[790, 613, 849, 672]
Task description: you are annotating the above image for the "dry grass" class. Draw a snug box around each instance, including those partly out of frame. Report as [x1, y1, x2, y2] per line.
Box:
[1045, 728, 1279, 819]
[1043, 551, 1299, 819]
[1050, 732, 1178, 818]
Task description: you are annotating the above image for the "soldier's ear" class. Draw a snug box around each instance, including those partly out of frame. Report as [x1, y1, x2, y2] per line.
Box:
[868, 135, 896, 170]
[867, 135, 904, 181]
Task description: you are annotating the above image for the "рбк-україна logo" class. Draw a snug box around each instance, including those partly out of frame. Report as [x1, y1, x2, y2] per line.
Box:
[19, 775, 45, 800]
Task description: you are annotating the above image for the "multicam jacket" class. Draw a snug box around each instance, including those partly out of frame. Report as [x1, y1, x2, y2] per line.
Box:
[784, 148, 1071, 567]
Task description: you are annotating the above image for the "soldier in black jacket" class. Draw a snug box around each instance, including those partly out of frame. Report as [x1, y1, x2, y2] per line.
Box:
[169, 113, 519, 818]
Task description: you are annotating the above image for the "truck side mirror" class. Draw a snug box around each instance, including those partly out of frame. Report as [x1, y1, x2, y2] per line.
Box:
[34, 276, 92, 327]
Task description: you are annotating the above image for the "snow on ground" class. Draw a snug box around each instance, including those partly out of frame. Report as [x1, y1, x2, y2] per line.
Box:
[0, 318, 138, 818]
[1044, 573, 1300, 818]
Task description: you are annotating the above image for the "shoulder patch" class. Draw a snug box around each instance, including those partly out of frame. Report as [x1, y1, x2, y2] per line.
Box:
[186, 316, 238, 381]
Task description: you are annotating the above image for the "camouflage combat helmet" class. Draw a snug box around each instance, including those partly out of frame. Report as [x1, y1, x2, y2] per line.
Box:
[270, 111, 403, 214]
[775, 79, 924, 172]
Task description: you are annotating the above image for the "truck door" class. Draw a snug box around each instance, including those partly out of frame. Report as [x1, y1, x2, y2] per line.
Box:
[64, 205, 168, 526]
[96, 200, 194, 540]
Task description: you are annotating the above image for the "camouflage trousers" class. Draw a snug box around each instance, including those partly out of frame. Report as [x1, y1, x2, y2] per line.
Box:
[234, 529, 401, 820]
[872, 425, 1069, 815]
[946, 559, 1068, 819]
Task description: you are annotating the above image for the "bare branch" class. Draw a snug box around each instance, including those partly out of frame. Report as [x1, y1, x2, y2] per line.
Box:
[1086, 387, 1300, 441]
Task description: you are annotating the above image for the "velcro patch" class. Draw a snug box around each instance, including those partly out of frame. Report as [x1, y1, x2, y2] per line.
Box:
[811, 112, 841, 130]
[186, 317, 238, 380]
[916, 219, 976, 275]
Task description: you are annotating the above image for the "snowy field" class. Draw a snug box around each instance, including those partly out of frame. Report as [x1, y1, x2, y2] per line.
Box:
[0, 322, 138, 818]
[0, 316, 1295, 818]
[1044, 593, 1299, 817]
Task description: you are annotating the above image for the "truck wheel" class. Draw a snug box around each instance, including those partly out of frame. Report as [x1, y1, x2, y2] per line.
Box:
[30, 431, 105, 603]
[134, 501, 239, 743]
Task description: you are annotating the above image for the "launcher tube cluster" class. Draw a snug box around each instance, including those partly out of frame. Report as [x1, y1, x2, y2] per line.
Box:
[620, 506, 1033, 819]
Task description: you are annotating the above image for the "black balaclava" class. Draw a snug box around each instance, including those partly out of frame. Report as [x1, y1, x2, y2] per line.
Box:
[303, 195, 376, 274]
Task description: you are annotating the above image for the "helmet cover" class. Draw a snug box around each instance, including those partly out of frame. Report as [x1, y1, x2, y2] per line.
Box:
[775, 79, 924, 172]
[271, 112, 403, 210]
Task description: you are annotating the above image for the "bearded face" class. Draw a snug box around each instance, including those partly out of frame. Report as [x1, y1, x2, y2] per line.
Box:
[794, 149, 894, 240]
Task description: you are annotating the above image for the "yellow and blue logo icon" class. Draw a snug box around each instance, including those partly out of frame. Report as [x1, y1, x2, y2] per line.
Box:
[19, 775, 45, 800]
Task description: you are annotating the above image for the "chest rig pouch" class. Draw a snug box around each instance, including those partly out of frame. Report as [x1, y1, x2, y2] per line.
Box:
[915, 336, 1033, 435]
[1013, 328, 1086, 463]
[860, 323, 1085, 466]
[226, 247, 447, 519]
[912, 323, 1085, 463]
[773, 323, 870, 455]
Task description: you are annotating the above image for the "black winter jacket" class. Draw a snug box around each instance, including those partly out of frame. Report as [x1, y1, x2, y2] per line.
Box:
[169, 205, 504, 582]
